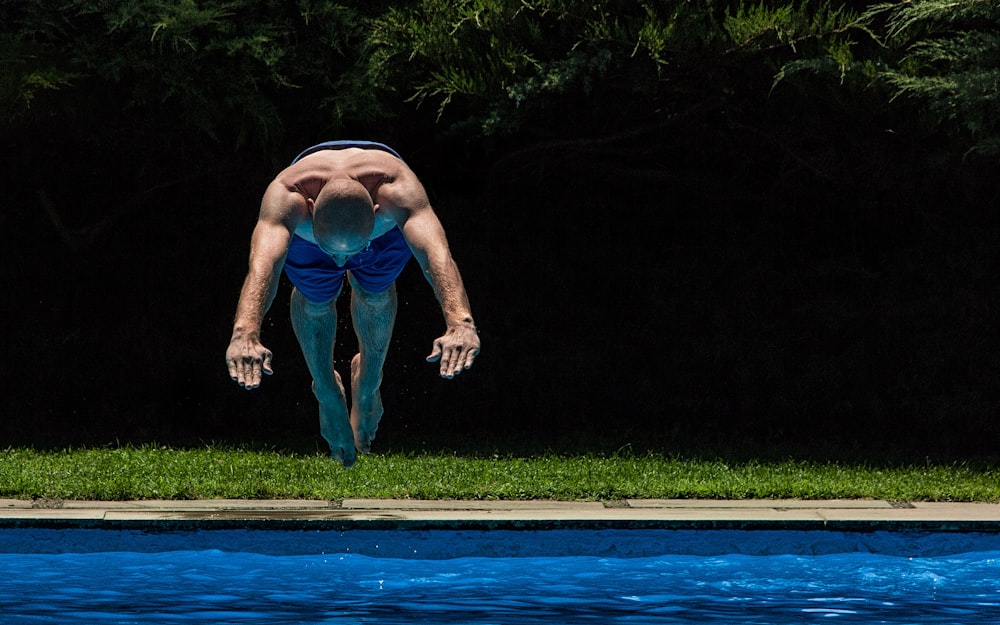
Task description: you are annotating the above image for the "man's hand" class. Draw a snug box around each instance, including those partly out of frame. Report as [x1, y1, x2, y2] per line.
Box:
[426, 326, 480, 379]
[226, 335, 274, 389]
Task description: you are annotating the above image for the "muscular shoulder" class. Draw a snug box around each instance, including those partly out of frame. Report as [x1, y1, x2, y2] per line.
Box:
[259, 177, 310, 227]
[370, 161, 430, 215]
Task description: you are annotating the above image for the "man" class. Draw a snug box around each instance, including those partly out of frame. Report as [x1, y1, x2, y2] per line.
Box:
[226, 140, 480, 467]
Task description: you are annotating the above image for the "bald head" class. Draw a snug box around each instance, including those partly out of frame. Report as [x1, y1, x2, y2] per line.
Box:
[312, 179, 375, 264]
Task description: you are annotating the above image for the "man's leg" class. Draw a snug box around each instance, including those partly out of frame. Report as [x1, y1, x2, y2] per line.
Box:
[289, 287, 357, 468]
[348, 275, 397, 453]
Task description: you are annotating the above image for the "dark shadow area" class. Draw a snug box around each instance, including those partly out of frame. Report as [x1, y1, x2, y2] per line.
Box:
[3, 93, 1000, 468]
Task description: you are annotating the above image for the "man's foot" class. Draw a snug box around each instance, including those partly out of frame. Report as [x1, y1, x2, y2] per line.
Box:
[320, 400, 357, 468]
[331, 441, 357, 468]
[315, 372, 356, 468]
[350, 353, 384, 454]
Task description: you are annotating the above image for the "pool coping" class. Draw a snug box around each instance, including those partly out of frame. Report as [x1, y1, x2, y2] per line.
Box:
[3, 498, 1000, 531]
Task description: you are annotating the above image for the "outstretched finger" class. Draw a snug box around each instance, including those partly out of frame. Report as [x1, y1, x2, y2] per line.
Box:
[235, 359, 251, 387]
[240, 356, 260, 389]
[462, 348, 478, 370]
[442, 346, 467, 378]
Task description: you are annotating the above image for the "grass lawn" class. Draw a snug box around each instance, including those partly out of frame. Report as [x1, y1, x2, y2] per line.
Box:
[0, 446, 997, 502]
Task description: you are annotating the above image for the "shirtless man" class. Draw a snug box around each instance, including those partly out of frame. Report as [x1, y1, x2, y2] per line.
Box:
[226, 140, 480, 467]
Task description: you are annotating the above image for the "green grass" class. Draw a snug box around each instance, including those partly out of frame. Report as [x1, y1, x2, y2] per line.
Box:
[0, 446, 998, 502]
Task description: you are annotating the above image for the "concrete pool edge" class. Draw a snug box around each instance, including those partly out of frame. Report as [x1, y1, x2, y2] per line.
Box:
[2, 498, 1000, 531]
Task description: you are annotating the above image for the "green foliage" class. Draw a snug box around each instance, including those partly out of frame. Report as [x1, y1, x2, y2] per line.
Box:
[0, 4, 77, 121]
[4, 0, 996, 155]
[363, 0, 867, 138]
[0, 39, 77, 122]
[875, 0, 1000, 157]
[8, 0, 990, 153]
[775, 0, 1000, 158]
[2, 0, 371, 148]
[725, 0, 858, 54]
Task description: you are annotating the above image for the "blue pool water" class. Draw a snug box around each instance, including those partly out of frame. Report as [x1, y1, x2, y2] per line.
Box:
[1, 528, 999, 624]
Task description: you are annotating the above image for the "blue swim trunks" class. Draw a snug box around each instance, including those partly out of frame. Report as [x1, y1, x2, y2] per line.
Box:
[283, 141, 413, 303]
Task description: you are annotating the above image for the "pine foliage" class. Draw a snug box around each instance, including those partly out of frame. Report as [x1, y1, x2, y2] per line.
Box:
[3, 0, 996, 155]
[875, 0, 1000, 157]
[364, 0, 867, 137]
[2, 0, 369, 148]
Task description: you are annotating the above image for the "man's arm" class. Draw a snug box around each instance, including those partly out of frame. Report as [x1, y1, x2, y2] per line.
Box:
[226, 184, 299, 388]
[388, 189, 481, 378]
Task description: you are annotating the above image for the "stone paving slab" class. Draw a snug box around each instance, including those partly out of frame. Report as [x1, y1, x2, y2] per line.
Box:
[1, 498, 999, 529]
[625, 499, 898, 509]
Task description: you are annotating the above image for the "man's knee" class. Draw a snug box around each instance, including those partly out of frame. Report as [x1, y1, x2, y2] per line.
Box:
[348, 275, 395, 307]
[292, 287, 339, 316]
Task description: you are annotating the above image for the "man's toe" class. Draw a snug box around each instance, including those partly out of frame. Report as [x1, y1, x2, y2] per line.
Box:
[355, 433, 373, 454]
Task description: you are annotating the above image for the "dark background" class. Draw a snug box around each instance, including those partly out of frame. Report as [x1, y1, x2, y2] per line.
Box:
[5, 119, 998, 462]
[3, 0, 999, 462]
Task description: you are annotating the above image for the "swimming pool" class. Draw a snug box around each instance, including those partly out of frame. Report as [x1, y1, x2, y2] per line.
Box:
[2, 528, 999, 623]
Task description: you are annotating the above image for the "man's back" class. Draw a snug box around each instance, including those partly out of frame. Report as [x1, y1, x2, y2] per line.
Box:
[275, 148, 406, 208]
